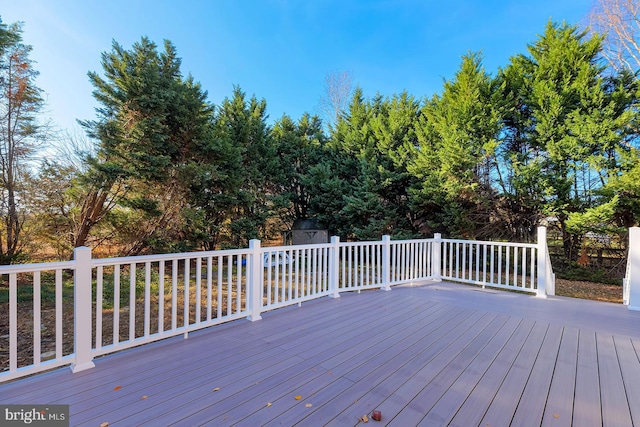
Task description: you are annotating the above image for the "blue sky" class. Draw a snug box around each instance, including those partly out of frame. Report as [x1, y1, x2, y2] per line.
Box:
[4, 0, 593, 135]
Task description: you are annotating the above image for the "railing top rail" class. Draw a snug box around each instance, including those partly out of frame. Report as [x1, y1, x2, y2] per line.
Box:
[338, 240, 384, 248]
[261, 242, 333, 251]
[386, 238, 434, 244]
[91, 247, 251, 267]
[441, 238, 537, 249]
[0, 260, 76, 274]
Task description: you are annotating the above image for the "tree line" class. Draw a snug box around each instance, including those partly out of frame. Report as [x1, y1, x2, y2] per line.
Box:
[1, 10, 639, 271]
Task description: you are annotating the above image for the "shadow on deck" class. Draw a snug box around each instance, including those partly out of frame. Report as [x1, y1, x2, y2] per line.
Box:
[2, 281, 640, 426]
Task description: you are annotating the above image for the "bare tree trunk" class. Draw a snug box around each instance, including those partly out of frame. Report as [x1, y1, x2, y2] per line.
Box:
[72, 189, 110, 248]
[0, 24, 43, 263]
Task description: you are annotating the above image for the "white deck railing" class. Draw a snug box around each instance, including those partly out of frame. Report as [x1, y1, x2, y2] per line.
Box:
[434, 227, 555, 298]
[439, 238, 538, 292]
[1, 228, 555, 382]
[261, 242, 332, 310]
[1, 261, 77, 381]
[91, 248, 253, 359]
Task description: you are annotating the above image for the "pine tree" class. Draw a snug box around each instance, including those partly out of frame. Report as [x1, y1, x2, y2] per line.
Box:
[78, 37, 212, 253]
[501, 21, 638, 258]
[410, 52, 501, 238]
[206, 86, 276, 248]
[325, 89, 421, 239]
[271, 113, 326, 227]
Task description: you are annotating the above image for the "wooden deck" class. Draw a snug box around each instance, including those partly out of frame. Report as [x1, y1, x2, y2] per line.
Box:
[2, 281, 640, 426]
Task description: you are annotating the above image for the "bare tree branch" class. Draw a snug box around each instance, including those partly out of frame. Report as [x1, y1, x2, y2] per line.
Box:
[589, 0, 640, 74]
[317, 70, 354, 129]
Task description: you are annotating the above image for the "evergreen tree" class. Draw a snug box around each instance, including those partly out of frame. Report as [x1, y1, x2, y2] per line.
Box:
[324, 89, 421, 239]
[271, 113, 326, 228]
[304, 147, 360, 238]
[501, 21, 638, 258]
[410, 52, 501, 238]
[567, 69, 640, 232]
[207, 86, 276, 248]
[79, 37, 212, 254]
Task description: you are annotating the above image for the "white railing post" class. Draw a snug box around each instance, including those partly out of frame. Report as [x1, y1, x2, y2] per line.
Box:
[627, 227, 640, 311]
[329, 236, 341, 298]
[432, 233, 442, 282]
[247, 239, 263, 321]
[545, 246, 556, 296]
[71, 246, 95, 373]
[536, 226, 547, 298]
[382, 235, 391, 291]
[624, 239, 632, 305]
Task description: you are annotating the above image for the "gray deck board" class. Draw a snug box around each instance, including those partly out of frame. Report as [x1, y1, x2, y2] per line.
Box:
[2, 281, 640, 427]
[510, 324, 563, 427]
[322, 310, 491, 426]
[597, 334, 634, 427]
[282, 310, 489, 425]
[540, 327, 579, 427]
[417, 316, 522, 426]
[384, 313, 506, 426]
[75, 353, 306, 425]
[448, 318, 536, 427]
[478, 321, 550, 426]
[573, 330, 603, 427]
[616, 337, 640, 426]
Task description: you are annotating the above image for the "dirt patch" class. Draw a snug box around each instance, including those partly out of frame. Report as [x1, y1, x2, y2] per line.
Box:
[554, 278, 623, 303]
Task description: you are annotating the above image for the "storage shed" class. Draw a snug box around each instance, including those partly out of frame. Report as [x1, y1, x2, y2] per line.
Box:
[291, 218, 329, 245]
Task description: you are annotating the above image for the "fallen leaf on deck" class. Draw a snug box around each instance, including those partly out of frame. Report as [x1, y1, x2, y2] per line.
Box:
[113, 386, 121, 391]
[266, 402, 272, 407]
[212, 387, 220, 392]
[554, 414, 560, 418]
[305, 403, 312, 408]
[295, 395, 302, 400]
[361, 414, 369, 423]
[141, 395, 148, 400]
[99, 423, 109, 427]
